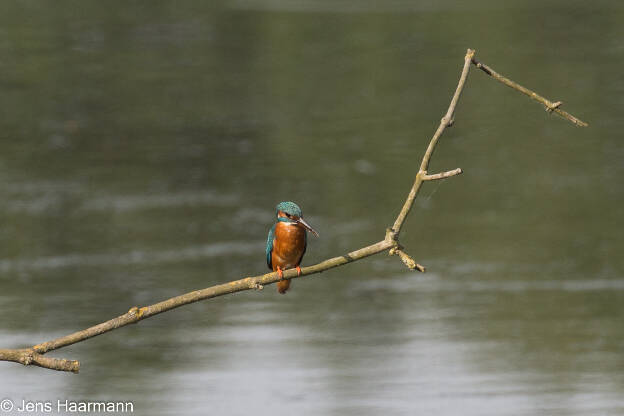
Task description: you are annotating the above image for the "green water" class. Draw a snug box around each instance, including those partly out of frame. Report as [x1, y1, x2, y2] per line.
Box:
[1, 1, 623, 415]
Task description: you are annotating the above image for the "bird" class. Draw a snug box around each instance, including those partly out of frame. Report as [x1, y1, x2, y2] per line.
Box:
[266, 201, 319, 294]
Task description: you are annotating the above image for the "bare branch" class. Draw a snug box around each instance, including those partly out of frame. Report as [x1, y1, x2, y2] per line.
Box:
[423, 168, 463, 181]
[391, 49, 475, 236]
[471, 57, 588, 127]
[0, 48, 587, 372]
[22, 239, 396, 369]
[389, 247, 426, 272]
[0, 348, 80, 373]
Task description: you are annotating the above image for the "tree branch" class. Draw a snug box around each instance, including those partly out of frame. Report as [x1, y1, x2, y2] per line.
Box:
[422, 168, 463, 181]
[391, 49, 475, 237]
[471, 57, 588, 127]
[0, 348, 80, 373]
[0, 48, 587, 373]
[389, 246, 426, 272]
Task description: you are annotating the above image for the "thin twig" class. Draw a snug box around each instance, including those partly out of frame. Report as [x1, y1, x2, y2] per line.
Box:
[471, 57, 588, 127]
[423, 168, 463, 181]
[389, 247, 426, 272]
[0, 48, 587, 372]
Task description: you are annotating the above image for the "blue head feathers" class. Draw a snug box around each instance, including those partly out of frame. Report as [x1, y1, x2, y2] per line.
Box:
[276, 201, 302, 218]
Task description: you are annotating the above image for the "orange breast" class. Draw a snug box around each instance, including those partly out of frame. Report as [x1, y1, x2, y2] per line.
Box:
[271, 222, 306, 271]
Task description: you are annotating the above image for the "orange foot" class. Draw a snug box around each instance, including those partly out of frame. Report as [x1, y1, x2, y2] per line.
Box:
[296, 265, 302, 276]
[276, 267, 284, 279]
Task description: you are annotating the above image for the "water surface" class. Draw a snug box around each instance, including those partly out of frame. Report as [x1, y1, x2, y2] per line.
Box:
[0, 1, 623, 415]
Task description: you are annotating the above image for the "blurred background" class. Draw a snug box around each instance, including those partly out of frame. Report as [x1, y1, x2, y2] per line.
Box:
[1, 1, 622, 415]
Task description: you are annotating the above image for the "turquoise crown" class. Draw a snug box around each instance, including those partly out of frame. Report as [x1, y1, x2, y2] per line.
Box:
[276, 201, 302, 217]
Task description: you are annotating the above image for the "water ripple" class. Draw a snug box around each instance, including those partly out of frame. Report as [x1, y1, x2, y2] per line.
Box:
[0, 241, 258, 274]
[82, 191, 240, 212]
[355, 275, 624, 293]
[1, 189, 240, 215]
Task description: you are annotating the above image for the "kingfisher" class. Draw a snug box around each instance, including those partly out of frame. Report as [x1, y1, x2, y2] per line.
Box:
[266, 201, 319, 294]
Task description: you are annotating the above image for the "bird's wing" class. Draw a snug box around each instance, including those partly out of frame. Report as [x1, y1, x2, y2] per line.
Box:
[297, 229, 308, 265]
[266, 223, 276, 270]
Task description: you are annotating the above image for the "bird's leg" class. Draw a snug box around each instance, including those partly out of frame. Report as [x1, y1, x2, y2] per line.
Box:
[276, 266, 284, 280]
[296, 265, 302, 276]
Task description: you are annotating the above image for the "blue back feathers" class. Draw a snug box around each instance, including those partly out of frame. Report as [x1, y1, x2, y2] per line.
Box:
[266, 223, 276, 269]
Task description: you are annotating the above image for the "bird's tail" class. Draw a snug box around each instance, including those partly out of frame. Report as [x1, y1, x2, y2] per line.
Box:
[277, 279, 290, 294]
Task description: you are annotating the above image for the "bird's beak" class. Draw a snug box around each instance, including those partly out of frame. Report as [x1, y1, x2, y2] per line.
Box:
[297, 217, 319, 237]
